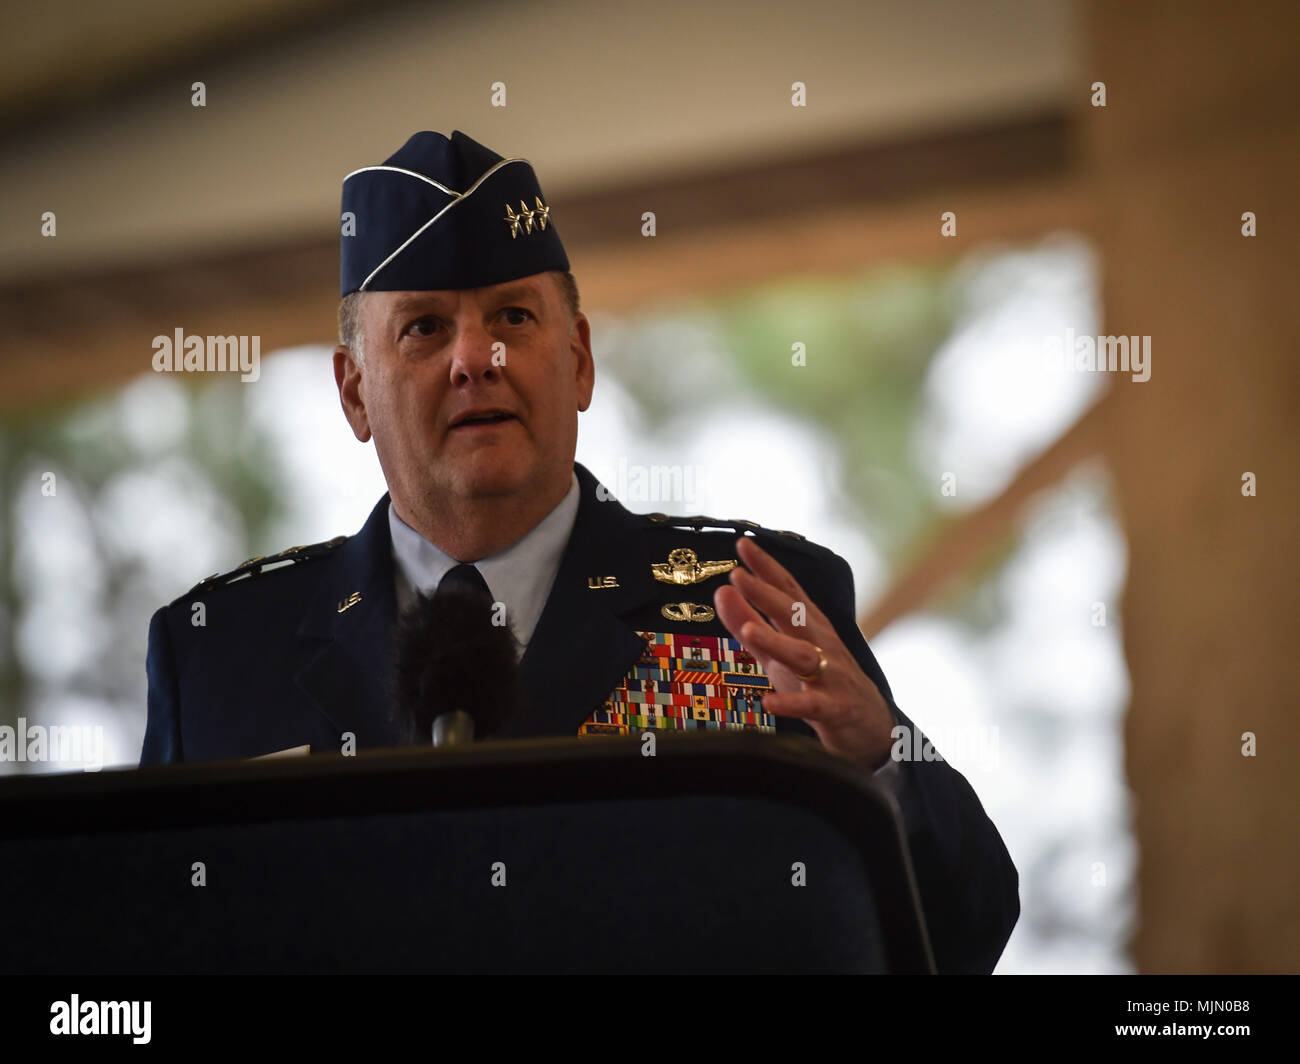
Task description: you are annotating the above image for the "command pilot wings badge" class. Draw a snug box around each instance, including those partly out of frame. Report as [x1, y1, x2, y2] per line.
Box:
[651, 548, 737, 586]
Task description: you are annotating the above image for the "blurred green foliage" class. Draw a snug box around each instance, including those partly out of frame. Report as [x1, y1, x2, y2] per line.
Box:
[0, 378, 281, 747]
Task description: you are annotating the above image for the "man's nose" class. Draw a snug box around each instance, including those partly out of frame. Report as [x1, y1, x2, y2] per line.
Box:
[446, 320, 502, 385]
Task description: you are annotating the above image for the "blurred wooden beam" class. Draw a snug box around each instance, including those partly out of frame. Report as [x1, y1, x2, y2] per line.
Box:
[0, 111, 1085, 413]
[857, 392, 1113, 639]
[575, 171, 1094, 311]
[0, 0, 408, 141]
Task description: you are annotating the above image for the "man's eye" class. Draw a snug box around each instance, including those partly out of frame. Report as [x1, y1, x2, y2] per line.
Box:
[500, 307, 534, 325]
[404, 317, 441, 337]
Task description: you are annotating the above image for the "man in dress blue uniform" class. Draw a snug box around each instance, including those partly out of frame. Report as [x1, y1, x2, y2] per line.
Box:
[141, 130, 1018, 973]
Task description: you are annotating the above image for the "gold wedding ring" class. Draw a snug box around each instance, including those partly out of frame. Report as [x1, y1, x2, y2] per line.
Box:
[796, 645, 828, 684]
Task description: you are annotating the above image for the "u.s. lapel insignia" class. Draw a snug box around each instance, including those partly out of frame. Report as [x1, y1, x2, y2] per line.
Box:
[651, 548, 737, 586]
[661, 602, 715, 623]
[587, 575, 619, 589]
[337, 591, 362, 613]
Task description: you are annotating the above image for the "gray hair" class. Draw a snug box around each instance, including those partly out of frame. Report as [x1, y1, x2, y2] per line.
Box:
[338, 290, 368, 366]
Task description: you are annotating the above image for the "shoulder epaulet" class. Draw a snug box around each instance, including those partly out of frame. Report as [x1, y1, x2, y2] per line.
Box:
[640, 511, 808, 542]
[184, 535, 348, 596]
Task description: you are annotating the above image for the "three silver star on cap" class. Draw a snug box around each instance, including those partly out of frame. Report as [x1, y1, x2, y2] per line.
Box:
[504, 196, 551, 238]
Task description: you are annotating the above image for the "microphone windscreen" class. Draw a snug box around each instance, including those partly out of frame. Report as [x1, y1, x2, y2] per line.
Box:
[390, 583, 521, 743]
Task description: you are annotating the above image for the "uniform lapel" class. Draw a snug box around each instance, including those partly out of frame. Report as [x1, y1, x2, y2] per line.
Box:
[295, 495, 406, 749]
[507, 463, 660, 738]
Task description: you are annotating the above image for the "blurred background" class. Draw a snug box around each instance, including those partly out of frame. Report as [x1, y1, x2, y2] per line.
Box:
[0, 0, 1295, 974]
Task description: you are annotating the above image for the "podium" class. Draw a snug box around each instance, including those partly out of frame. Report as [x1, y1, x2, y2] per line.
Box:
[0, 732, 935, 973]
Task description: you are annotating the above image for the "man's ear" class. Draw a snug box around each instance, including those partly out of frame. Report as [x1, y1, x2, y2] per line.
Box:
[571, 312, 595, 412]
[333, 346, 372, 443]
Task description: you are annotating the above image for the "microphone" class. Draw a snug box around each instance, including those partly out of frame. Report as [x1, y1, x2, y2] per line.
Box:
[391, 578, 521, 746]
[431, 709, 475, 747]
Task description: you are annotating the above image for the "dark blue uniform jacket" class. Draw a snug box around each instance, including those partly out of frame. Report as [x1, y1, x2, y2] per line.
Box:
[143, 462, 1019, 972]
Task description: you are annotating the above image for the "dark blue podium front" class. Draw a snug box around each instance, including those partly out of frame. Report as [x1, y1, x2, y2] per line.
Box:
[0, 733, 934, 973]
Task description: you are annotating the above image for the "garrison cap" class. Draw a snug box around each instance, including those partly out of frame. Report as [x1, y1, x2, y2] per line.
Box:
[340, 130, 568, 297]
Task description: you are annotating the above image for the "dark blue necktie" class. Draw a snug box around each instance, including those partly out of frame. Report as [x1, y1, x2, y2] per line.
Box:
[434, 563, 493, 606]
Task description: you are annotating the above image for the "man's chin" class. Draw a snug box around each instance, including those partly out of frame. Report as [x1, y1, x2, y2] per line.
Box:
[445, 456, 531, 499]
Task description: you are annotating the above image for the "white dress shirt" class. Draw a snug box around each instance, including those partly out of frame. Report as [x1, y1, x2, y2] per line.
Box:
[388, 471, 581, 659]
